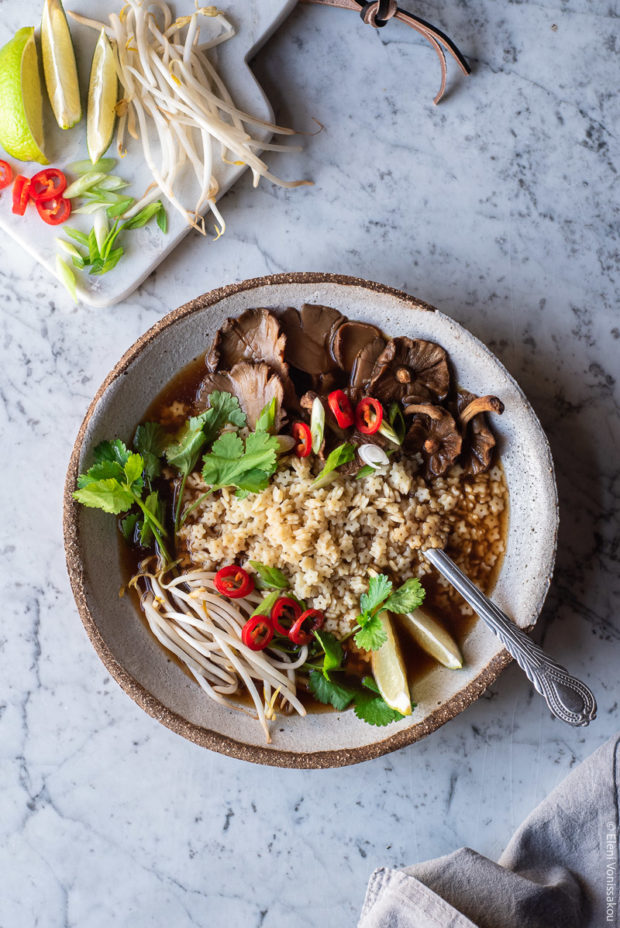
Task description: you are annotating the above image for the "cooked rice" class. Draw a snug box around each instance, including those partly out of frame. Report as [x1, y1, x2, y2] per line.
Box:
[178, 455, 508, 637]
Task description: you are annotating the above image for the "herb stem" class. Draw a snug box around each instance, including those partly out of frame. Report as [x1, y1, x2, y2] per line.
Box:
[174, 472, 189, 533]
[133, 494, 168, 536]
[178, 488, 213, 529]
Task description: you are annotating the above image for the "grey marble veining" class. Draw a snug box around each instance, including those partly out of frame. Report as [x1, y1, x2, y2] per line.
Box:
[0, 0, 618, 925]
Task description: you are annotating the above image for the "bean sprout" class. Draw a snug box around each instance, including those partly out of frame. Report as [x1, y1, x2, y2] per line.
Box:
[69, 0, 310, 235]
[133, 566, 307, 742]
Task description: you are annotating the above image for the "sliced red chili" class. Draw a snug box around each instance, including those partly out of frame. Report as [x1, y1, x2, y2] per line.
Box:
[328, 389, 355, 429]
[291, 421, 312, 458]
[0, 160, 13, 190]
[214, 565, 254, 599]
[12, 175, 31, 215]
[35, 196, 72, 225]
[355, 397, 383, 435]
[288, 608, 325, 646]
[30, 168, 67, 202]
[241, 615, 274, 651]
[271, 597, 303, 636]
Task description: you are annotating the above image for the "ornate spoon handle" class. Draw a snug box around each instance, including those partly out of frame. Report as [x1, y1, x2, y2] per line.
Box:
[423, 548, 597, 727]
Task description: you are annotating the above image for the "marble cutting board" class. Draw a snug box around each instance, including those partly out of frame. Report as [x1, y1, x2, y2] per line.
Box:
[0, 0, 297, 307]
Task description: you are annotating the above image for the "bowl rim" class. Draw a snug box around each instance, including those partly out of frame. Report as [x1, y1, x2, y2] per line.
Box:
[63, 271, 557, 768]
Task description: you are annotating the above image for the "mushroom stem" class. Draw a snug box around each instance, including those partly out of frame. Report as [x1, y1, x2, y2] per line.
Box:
[424, 438, 440, 454]
[403, 403, 444, 420]
[460, 395, 505, 426]
[396, 366, 412, 384]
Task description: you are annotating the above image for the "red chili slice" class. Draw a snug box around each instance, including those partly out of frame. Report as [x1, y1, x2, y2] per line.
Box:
[328, 389, 355, 429]
[271, 597, 303, 636]
[241, 615, 274, 651]
[0, 160, 13, 190]
[35, 195, 71, 225]
[355, 397, 383, 435]
[12, 175, 31, 215]
[30, 168, 67, 202]
[214, 565, 254, 599]
[291, 421, 312, 458]
[288, 609, 325, 646]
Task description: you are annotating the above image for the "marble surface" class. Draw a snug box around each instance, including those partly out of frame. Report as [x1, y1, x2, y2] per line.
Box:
[0, 0, 618, 925]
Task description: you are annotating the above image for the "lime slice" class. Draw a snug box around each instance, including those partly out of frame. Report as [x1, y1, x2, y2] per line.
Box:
[371, 612, 412, 716]
[87, 29, 117, 164]
[41, 0, 82, 130]
[0, 27, 48, 163]
[398, 608, 463, 670]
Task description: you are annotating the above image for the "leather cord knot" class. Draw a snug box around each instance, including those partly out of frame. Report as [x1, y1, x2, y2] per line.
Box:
[359, 0, 397, 27]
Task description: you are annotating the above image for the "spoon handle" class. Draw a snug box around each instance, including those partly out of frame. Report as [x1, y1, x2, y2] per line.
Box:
[423, 548, 597, 727]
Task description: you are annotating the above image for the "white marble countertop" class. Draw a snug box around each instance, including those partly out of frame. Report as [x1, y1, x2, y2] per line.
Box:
[1, 1, 618, 925]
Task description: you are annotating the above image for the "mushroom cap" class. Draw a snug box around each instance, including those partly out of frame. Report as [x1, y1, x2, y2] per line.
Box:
[331, 321, 383, 373]
[206, 308, 288, 381]
[369, 337, 451, 406]
[197, 362, 285, 431]
[279, 304, 344, 376]
[349, 335, 387, 398]
[456, 390, 499, 475]
[404, 406, 462, 477]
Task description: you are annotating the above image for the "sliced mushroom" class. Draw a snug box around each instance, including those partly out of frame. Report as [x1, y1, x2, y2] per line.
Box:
[349, 335, 387, 397]
[206, 308, 288, 380]
[369, 337, 450, 406]
[456, 391, 504, 474]
[279, 304, 344, 376]
[331, 321, 382, 373]
[403, 403, 462, 477]
[197, 362, 285, 431]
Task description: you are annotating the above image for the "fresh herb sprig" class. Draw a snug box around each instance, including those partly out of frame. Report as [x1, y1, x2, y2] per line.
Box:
[353, 574, 426, 651]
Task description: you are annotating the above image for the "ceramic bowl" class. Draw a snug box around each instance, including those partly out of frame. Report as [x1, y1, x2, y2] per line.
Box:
[64, 273, 558, 767]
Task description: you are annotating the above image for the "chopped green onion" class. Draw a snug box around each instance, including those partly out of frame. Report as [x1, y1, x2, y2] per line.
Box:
[95, 175, 130, 191]
[122, 201, 164, 229]
[67, 157, 116, 174]
[73, 201, 113, 215]
[107, 197, 135, 218]
[378, 419, 402, 445]
[56, 238, 86, 262]
[93, 209, 109, 255]
[156, 205, 168, 233]
[55, 256, 78, 301]
[64, 171, 108, 199]
[63, 226, 90, 247]
[310, 396, 325, 454]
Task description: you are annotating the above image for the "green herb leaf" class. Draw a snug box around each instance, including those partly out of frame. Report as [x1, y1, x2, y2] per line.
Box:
[76, 459, 123, 487]
[120, 512, 138, 542]
[354, 612, 388, 652]
[314, 630, 344, 678]
[308, 670, 356, 711]
[249, 561, 289, 590]
[360, 575, 393, 620]
[166, 415, 212, 476]
[384, 577, 426, 614]
[255, 397, 277, 433]
[312, 442, 356, 488]
[93, 439, 131, 467]
[139, 490, 164, 546]
[124, 453, 145, 490]
[73, 478, 135, 515]
[202, 429, 279, 494]
[353, 683, 407, 727]
[201, 391, 246, 443]
[133, 422, 167, 482]
[250, 590, 280, 618]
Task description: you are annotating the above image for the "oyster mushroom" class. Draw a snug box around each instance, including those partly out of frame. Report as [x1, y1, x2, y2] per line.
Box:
[369, 337, 450, 406]
[279, 304, 344, 378]
[403, 403, 462, 477]
[197, 362, 285, 430]
[206, 308, 288, 381]
[331, 321, 383, 374]
[457, 391, 504, 474]
[349, 335, 387, 398]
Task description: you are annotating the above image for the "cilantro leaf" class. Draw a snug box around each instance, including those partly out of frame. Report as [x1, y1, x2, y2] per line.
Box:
[354, 612, 388, 651]
[76, 459, 124, 486]
[250, 590, 280, 618]
[202, 429, 279, 493]
[308, 670, 356, 710]
[133, 422, 167, 482]
[93, 439, 131, 467]
[353, 685, 408, 727]
[120, 512, 138, 542]
[360, 575, 393, 619]
[73, 478, 135, 514]
[384, 577, 426, 614]
[202, 391, 246, 442]
[249, 561, 289, 590]
[124, 453, 144, 490]
[139, 491, 164, 546]
[255, 397, 277, 433]
[165, 414, 212, 475]
[314, 631, 344, 677]
[312, 442, 356, 488]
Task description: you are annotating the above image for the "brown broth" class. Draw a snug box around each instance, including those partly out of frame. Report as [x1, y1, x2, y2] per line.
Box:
[119, 351, 509, 712]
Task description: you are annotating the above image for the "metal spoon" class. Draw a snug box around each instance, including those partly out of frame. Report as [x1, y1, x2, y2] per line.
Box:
[423, 548, 597, 727]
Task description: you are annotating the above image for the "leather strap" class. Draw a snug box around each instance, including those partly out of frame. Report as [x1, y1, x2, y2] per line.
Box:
[300, 0, 470, 104]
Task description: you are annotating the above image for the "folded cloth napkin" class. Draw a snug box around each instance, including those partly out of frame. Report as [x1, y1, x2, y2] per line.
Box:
[359, 734, 620, 928]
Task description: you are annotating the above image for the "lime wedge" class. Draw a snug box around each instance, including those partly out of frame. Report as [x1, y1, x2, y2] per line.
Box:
[398, 608, 463, 670]
[371, 612, 412, 716]
[0, 26, 48, 163]
[41, 0, 82, 129]
[87, 29, 117, 164]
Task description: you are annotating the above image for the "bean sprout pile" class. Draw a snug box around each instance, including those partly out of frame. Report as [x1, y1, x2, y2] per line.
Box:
[134, 566, 307, 741]
[69, 0, 309, 235]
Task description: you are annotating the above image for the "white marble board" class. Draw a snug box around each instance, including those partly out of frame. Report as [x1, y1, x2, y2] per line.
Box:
[0, 0, 297, 307]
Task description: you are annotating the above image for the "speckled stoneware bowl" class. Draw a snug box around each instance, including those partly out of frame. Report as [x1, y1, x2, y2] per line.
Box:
[64, 273, 558, 768]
